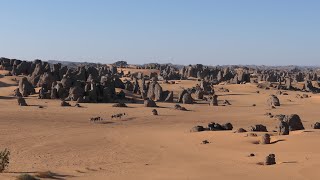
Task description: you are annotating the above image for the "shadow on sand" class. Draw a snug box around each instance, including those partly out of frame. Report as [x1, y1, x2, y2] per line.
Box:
[0, 96, 16, 100]
[270, 139, 286, 144]
[6, 171, 75, 180]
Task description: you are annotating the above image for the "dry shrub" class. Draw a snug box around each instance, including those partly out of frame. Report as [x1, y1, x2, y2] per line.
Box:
[0, 148, 10, 173]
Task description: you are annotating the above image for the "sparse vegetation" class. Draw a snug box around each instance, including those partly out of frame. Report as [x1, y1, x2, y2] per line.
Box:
[0, 148, 10, 173]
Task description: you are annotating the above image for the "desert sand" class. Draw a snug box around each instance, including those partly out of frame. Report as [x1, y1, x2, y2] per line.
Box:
[1, 69, 320, 180]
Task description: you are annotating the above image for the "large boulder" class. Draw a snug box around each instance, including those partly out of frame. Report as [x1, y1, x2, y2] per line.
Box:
[28, 63, 44, 86]
[260, 133, 271, 144]
[19, 77, 35, 97]
[13, 88, 22, 97]
[60, 100, 71, 107]
[55, 83, 67, 99]
[313, 122, 320, 129]
[38, 87, 50, 99]
[278, 121, 289, 135]
[52, 63, 62, 81]
[177, 89, 188, 103]
[190, 126, 205, 132]
[12, 61, 30, 75]
[283, 114, 304, 131]
[250, 124, 268, 132]
[153, 83, 163, 101]
[124, 81, 134, 91]
[147, 81, 163, 101]
[75, 66, 86, 81]
[194, 89, 204, 99]
[50, 88, 58, 99]
[267, 95, 280, 106]
[182, 93, 193, 104]
[164, 91, 174, 102]
[114, 77, 125, 89]
[68, 85, 85, 101]
[17, 97, 27, 106]
[265, 154, 276, 165]
[222, 123, 233, 130]
[61, 76, 74, 89]
[209, 95, 218, 106]
[144, 99, 157, 107]
[37, 72, 55, 90]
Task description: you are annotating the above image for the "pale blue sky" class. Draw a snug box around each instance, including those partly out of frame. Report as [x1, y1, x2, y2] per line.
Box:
[0, 0, 319, 65]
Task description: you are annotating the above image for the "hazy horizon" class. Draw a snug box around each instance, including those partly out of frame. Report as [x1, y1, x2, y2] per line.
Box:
[1, 0, 320, 66]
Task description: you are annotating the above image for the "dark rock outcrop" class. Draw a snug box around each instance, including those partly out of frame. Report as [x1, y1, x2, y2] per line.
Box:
[264, 154, 276, 165]
[278, 121, 289, 135]
[19, 77, 35, 97]
[17, 97, 27, 106]
[267, 95, 280, 106]
[283, 114, 304, 131]
[250, 124, 268, 132]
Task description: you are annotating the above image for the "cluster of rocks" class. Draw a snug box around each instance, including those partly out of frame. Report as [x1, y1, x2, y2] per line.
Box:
[277, 114, 305, 135]
[111, 113, 126, 119]
[190, 122, 233, 132]
[2, 58, 130, 104]
[296, 94, 310, 99]
[250, 124, 268, 132]
[112, 102, 128, 107]
[179, 65, 251, 84]
[264, 112, 285, 120]
[2, 57, 319, 109]
[89, 116, 103, 122]
[7, 58, 215, 106]
[123, 76, 176, 103]
[177, 65, 319, 94]
[2, 58, 319, 87]
[234, 114, 305, 135]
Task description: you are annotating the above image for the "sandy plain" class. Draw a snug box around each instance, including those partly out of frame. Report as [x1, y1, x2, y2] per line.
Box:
[1, 69, 320, 180]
